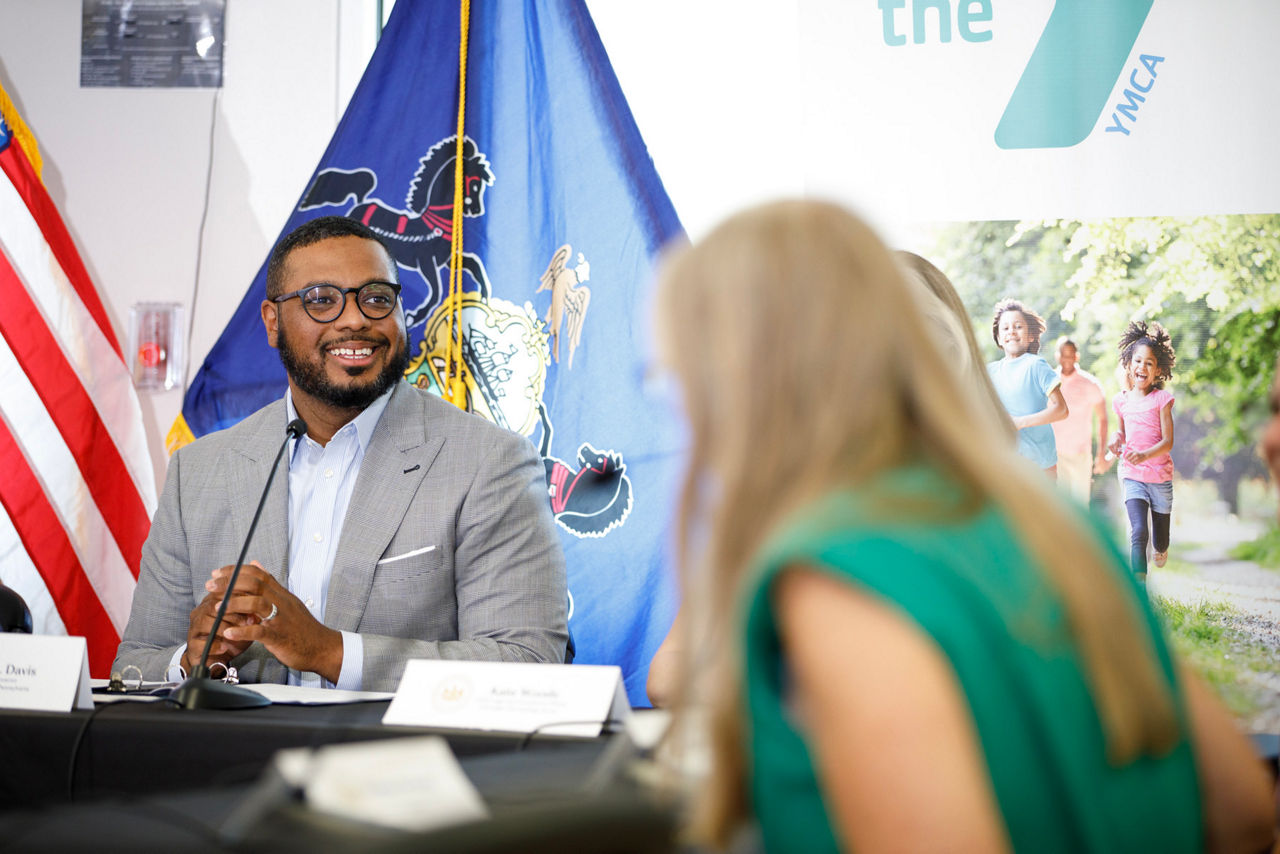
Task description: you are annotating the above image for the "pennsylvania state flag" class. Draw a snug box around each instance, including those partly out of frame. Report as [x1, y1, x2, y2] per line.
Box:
[174, 0, 684, 703]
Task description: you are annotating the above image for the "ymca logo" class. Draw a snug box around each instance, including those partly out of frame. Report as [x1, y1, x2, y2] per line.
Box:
[879, 0, 1158, 149]
[996, 0, 1154, 148]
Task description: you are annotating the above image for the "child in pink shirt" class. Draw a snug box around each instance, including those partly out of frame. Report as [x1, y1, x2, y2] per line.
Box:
[1107, 321, 1176, 581]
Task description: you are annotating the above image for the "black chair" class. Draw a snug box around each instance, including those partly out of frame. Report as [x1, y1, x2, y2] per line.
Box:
[0, 580, 32, 633]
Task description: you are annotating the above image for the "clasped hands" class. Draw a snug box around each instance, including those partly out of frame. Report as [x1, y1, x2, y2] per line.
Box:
[182, 561, 343, 683]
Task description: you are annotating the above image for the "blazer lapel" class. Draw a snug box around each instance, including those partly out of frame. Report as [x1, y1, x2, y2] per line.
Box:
[221, 404, 292, 685]
[325, 384, 444, 631]
[227, 404, 291, 589]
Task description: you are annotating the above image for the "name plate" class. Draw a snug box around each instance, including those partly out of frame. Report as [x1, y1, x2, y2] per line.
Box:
[383, 660, 629, 737]
[273, 736, 488, 832]
[0, 634, 93, 711]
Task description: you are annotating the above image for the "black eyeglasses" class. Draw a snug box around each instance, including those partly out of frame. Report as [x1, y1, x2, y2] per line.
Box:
[272, 281, 402, 323]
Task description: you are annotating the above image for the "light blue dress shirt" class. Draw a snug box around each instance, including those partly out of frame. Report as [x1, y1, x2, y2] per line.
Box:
[284, 387, 392, 689]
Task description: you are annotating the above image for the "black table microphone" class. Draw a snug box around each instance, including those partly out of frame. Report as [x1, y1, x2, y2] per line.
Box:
[171, 417, 307, 710]
[0, 580, 33, 633]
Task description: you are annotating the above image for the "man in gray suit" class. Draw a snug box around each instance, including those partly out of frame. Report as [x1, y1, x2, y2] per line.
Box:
[115, 217, 568, 691]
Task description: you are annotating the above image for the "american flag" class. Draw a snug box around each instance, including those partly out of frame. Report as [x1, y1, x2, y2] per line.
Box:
[0, 82, 155, 676]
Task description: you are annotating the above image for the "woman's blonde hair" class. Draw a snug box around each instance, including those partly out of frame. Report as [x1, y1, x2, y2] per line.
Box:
[655, 200, 1181, 847]
[896, 251, 1014, 441]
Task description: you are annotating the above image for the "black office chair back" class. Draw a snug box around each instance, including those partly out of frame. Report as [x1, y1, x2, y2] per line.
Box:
[0, 580, 33, 633]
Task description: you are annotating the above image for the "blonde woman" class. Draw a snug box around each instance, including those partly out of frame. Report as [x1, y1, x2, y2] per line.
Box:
[656, 200, 1273, 852]
[645, 249, 1013, 709]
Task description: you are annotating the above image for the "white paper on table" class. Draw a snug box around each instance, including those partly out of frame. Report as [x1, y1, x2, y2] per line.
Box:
[625, 708, 672, 751]
[91, 689, 167, 704]
[90, 678, 177, 693]
[383, 660, 630, 737]
[273, 736, 488, 832]
[241, 683, 395, 705]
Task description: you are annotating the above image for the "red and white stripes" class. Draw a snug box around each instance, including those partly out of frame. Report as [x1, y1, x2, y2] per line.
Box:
[0, 127, 155, 677]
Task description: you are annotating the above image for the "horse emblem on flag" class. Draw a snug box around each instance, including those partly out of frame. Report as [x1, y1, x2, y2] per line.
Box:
[300, 135, 495, 327]
[298, 135, 633, 539]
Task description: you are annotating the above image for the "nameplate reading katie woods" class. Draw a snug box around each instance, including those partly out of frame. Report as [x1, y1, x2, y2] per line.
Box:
[0, 634, 93, 712]
[383, 660, 630, 737]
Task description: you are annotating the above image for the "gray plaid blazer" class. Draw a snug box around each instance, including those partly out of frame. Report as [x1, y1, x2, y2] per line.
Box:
[114, 381, 568, 691]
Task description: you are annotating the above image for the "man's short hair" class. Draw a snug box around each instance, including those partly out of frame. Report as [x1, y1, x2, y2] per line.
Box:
[265, 216, 398, 298]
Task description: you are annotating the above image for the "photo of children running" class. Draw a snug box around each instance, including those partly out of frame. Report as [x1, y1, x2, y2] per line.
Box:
[1108, 321, 1177, 582]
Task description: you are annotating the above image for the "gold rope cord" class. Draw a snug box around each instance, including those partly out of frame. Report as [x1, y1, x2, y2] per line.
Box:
[442, 0, 472, 408]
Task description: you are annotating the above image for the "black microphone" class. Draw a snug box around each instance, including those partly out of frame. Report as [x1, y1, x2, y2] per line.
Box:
[171, 417, 307, 710]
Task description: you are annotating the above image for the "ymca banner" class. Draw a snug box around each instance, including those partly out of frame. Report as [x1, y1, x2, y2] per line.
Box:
[175, 0, 684, 703]
[0, 82, 156, 676]
[796, 1, 1280, 516]
[799, 0, 1280, 227]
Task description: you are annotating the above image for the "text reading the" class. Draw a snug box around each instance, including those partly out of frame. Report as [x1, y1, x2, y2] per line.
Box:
[879, 0, 993, 45]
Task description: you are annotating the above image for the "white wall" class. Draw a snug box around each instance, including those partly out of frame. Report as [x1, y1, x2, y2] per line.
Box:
[588, 0, 803, 239]
[0, 0, 792, 489]
[0, 0, 380, 488]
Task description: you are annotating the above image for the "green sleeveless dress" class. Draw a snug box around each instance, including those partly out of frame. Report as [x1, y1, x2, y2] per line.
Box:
[742, 462, 1201, 853]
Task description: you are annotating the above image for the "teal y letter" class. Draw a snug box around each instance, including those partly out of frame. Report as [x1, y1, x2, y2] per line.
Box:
[994, 0, 1154, 150]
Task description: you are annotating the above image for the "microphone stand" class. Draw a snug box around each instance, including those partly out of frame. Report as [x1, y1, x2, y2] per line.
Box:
[171, 418, 307, 710]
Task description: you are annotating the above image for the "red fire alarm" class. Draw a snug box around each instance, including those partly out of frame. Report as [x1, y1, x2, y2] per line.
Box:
[128, 302, 185, 391]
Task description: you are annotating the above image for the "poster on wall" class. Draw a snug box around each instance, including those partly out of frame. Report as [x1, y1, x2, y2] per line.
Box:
[80, 0, 224, 88]
[798, 1, 1280, 729]
[796, 0, 1280, 489]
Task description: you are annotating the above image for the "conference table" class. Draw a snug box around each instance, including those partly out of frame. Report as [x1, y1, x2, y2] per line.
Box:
[1, 696, 1272, 853]
[0, 696, 677, 852]
[0, 695, 604, 805]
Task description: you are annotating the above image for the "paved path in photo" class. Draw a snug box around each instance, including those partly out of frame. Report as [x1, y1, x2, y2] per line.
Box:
[1146, 513, 1280, 733]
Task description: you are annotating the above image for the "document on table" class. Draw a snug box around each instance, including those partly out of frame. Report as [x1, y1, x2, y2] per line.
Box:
[90, 678, 175, 702]
[87, 679, 393, 705]
[242, 683, 395, 705]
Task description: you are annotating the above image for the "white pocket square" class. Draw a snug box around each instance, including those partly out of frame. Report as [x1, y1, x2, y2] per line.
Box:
[376, 545, 438, 565]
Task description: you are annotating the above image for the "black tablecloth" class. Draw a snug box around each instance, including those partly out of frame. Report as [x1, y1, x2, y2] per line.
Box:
[0, 698, 593, 808]
[0, 736, 677, 853]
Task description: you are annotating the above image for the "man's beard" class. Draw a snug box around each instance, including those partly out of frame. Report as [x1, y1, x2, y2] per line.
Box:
[277, 322, 410, 410]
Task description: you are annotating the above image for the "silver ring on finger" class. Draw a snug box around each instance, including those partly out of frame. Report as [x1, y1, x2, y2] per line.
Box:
[263, 602, 278, 623]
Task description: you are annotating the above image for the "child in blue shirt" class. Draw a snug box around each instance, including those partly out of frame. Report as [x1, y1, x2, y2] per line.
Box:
[987, 299, 1068, 475]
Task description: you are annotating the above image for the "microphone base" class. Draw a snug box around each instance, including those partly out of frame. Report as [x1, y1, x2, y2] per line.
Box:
[170, 676, 271, 710]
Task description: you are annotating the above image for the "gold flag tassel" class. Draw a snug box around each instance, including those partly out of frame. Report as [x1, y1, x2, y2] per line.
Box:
[441, 0, 472, 409]
[0, 81, 43, 180]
